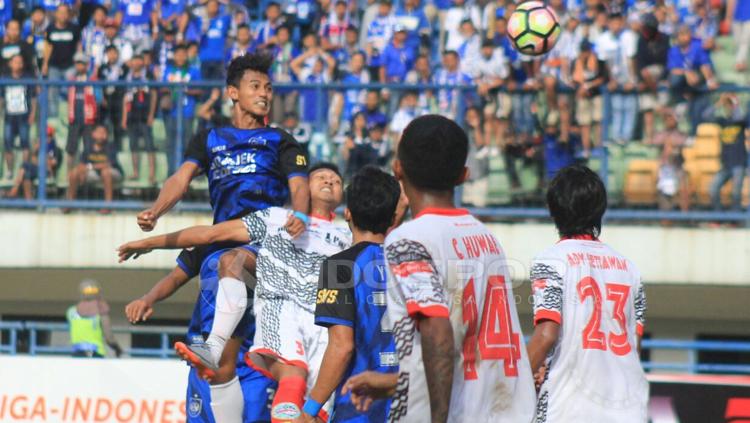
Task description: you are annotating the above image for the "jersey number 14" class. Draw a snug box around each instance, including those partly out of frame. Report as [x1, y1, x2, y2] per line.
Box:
[461, 275, 521, 379]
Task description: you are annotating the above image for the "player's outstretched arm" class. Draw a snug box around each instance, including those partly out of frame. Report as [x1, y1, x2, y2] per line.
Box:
[299, 325, 355, 422]
[285, 175, 311, 238]
[125, 266, 191, 323]
[118, 220, 251, 262]
[137, 162, 201, 232]
[341, 371, 399, 413]
[420, 316, 455, 423]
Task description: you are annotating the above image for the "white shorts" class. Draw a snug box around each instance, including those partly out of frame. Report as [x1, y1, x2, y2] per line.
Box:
[250, 297, 328, 391]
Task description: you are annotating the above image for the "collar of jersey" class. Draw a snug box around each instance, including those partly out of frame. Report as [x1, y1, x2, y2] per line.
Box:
[414, 207, 470, 219]
[560, 234, 599, 242]
[311, 212, 336, 222]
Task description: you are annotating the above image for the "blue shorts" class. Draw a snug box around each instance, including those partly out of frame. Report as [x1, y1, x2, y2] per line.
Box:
[186, 357, 276, 423]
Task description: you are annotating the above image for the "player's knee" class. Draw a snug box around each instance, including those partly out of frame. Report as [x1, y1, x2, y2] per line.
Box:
[218, 250, 243, 278]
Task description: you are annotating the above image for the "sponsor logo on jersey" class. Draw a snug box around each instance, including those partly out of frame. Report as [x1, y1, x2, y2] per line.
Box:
[271, 402, 301, 419]
[247, 136, 268, 147]
[380, 351, 398, 367]
[370, 291, 386, 306]
[211, 144, 226, 153]
[188, 396, 202, 417]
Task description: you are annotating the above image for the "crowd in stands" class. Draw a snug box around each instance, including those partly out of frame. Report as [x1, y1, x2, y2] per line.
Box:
[0, 0, 748, 213]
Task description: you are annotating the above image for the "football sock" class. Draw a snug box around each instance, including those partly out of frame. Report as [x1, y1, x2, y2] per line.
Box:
[270, 375, 306, 422]
[209, 376, 243, 423]
[206, 277, 247, 367]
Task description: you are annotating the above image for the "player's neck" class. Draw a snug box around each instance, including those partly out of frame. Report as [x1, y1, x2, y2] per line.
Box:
[232, 112, 266, 130]
[310, 202, 336, 221]
[405, 185, 456, 218]
[351, 228, 385, 245]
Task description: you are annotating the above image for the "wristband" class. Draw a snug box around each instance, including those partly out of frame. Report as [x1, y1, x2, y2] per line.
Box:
[302, 398, 322, 417]
[293, 211, 310, 226]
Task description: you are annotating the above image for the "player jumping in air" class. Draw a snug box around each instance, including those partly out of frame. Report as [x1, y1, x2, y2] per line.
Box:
[300, 166, 403, 423]
[526, 165, 648, 422]
[118, 164, 351, 423]
[342, 115, 536, 422]
[131, 51, 310, 421]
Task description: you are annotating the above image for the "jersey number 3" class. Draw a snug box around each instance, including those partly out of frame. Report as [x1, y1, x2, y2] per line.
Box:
[578, 277, 632, 356]
[462, 275, 520, 379]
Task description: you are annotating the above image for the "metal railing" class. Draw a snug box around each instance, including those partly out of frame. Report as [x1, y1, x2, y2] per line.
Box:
[0, 79, 748, 222]
[2, 320, 749, 373]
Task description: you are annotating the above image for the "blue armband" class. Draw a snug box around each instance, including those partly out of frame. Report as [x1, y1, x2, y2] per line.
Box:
[293, 211, 310, 226]
[302, 398, 322, 417]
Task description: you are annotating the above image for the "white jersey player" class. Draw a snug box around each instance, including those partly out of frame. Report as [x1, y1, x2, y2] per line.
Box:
[527, 165, 648, 423]
[340, 115, 535, 423]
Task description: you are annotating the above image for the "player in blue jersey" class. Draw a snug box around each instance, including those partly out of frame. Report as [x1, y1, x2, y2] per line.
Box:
[133, 51, 309, 422]
[125, 247, 276, 423]
[299, 166, 403, 423]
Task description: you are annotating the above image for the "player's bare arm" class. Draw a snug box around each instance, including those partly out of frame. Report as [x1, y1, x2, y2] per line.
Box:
[118, 219, 250, 262]
[526, 319, 561, 387]
[125, 266, 191, 323]
[137, 161, 201, 231]
[420, 316, 455, 423]
[299, 325, 355, 422]
[285, 175, 311, 237]
[341, 371, 398, 412]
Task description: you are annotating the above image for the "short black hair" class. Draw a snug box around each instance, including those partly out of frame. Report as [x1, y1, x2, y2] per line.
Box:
[398, 115, 468, 191]
[546, 165, 607, 238]
[237, 23, 250, 31]
[309, 162, 342, 179]
[105, 44, 119, 53]
[173, 43, 188, 51]
[346, 166, 401, 234]
[226, 50, 273, 87]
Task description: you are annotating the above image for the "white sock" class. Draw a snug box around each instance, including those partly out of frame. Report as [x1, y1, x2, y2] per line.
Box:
[209, 376, 243, 423]
[206, 277, 247, 366]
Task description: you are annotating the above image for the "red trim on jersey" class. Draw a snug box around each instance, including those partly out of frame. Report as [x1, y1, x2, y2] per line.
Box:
[534, 309, 562, 326]
[636, 322, 645, 337]
[531, 279, 548, 292]
[311, 212, 335, 222]
[559, 234, 600, 242]
[406, 301, 450, 319]
[244, 352, 275, 380]
[317, 409, 330, 422]
[251, 348, 309, 373]
[391, 261, 434, 277]
[414, 207, 470, 219]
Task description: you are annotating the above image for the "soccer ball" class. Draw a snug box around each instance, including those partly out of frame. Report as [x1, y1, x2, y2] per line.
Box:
[507, 1, 561, 56]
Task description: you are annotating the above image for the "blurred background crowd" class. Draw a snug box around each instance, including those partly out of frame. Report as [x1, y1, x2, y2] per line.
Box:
[0, 0, 748, 215]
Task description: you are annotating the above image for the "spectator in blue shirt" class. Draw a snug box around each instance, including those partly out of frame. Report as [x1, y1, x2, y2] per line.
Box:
[379, 26, 415, 84]
[338, 51, 371, 126]
[292, 49, 336, 126]
[196, 0, 231, 81]
[162, 43, 202, 174]
[0, 0, 13, 38]
[252, 1, 285, 51]
[116, 0, 158, 53]
[157, 0, 190, 36]
[433, 50, 474, 120]
[362, 90, 388, 130]
[320, 1, 351, 55]
[226, 23, 253, 64]
[395, 0, 431, 54]
[668, 24, 719, 134]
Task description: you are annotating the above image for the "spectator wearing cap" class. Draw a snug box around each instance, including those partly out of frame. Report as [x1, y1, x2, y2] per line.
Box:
[668, 24, 718, 135]
[636, 13, 669, 144]
[433, 50, 474, 120]
[116, 0, 158, 53]
[162, 44, 202, 174]
[253, 1, 285, 51]
[82, 6, 108, 71]
[474, 38, 509, 158]
[572, 39, 606, 158]
[0, 20, 38, 77]
[444, 0, 481, 52]
[724, 0, 750, 71]
[104, 18, 134, 65]
[195, 0, 231, 81]
[2, 54, 36, 180]
[6, 126, 62, 200]
[596, 12, 639, 145]
[366, 0, 397, 75]
[97, 45, 128, 152]
[43, 4, 81, 119]
[395, 0, 431, 55]
[122, 53, 158, 185]
[66, 52, 100, 171]
[405, 54, 436, 115]
[320, 1, 351, 55]
[380, 25, 416, 85]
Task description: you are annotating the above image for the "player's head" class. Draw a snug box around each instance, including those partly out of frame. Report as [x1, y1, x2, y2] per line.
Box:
[226, 51, 274, 117]
[345, 166, 401, 235]
[546, 165, 607, 239]
[393, 114, 468, 193]
[309, 162, 344, 210]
